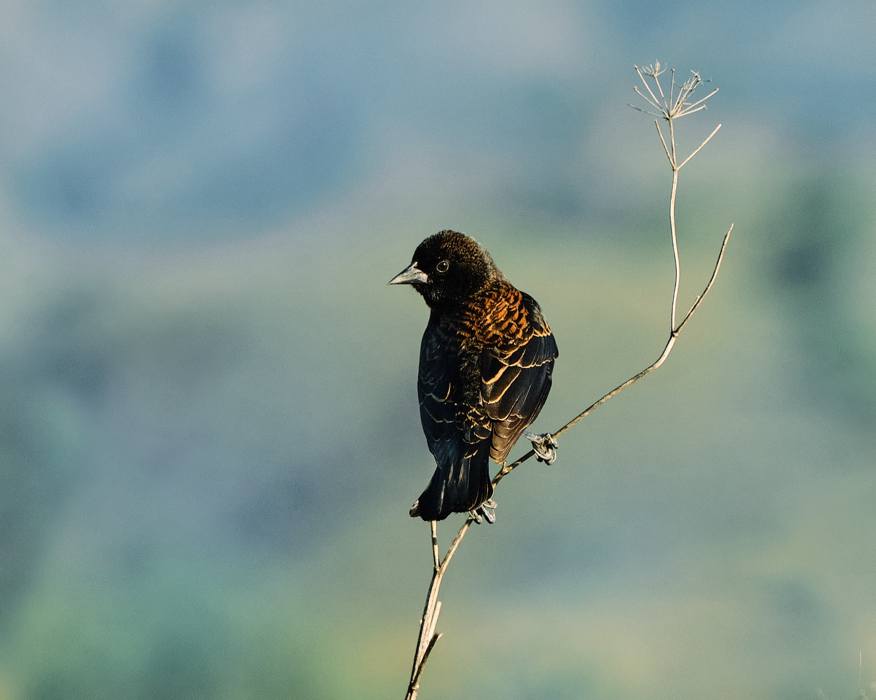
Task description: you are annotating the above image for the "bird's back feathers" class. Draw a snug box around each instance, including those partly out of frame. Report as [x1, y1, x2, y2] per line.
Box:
[411, 279, 558, 520]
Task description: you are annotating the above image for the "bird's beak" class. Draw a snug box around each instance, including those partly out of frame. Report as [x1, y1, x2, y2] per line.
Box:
[388, 262, 428, 286]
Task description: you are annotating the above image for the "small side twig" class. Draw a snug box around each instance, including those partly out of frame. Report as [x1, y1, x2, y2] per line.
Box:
[677, 122, 722, 170]
[402, 61, 732, 699]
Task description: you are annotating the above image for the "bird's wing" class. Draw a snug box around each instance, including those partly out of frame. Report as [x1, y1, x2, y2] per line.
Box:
[480, 292, 558, 463]
[418, 320, 462, 462]
[418, 321, 452, 438]
[414, 319, 493, 519]
[418, 319, 493, 452]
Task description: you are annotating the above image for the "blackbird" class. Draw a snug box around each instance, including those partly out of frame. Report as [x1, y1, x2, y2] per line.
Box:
[389, 230, 558, 521]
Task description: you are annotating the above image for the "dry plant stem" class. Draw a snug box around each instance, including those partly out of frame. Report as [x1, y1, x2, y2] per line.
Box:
[677, 122, 721, 170]
[404, 64, 731, 699]
[405, 519, 473, 700]
[670, 167, 680, 329]
[496, 223, 731, 484]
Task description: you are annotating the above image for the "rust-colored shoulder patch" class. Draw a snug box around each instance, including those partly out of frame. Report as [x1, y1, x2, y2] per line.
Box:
[457, 282, 535, 350]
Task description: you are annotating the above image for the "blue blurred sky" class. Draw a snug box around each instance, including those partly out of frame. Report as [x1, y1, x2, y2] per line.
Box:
[1, 1, 873, 244]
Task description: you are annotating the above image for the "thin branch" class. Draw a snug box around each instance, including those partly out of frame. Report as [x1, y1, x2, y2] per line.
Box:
[427, 601, 442, 641]
[441, 518, 472, 569]
[407, 633, 442, 700]
[629, 103, 665, 119]
[497, 220, 731, 481]
[405, 516, 475, 699]
[653, 66, 666, 101]
[413, 578, 439, 669]
[655, 120, 673, 168]
[667, 113, 681, 336]
[677, 123, 722, 170]
[634, 67, 663, 110]
[673, 72, 702, 114]
[676, 224, 733, 329]
[402, 62, 732, 699]
[674, 103, 709, 119]
[492, 68, 727, 491]
[679, 87, 719, 116]
[633, 86, 662, 112]
[669, 168, 680, 329]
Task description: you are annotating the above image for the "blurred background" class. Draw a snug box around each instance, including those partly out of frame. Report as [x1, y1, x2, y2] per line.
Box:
[1, 2, 874, 698]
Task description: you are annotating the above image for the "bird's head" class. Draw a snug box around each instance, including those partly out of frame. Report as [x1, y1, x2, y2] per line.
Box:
[388, 230, 500, 308]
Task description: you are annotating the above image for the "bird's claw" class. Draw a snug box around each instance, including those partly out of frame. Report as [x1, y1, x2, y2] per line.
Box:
[470, 499, 497, 524]
[525, 432, 558, 465]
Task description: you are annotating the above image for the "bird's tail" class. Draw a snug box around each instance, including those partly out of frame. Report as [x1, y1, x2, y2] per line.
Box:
[410, 443, 493, 521]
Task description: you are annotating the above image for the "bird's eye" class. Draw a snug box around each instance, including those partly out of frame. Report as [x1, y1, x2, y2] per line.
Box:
[436, 260, 450, 274]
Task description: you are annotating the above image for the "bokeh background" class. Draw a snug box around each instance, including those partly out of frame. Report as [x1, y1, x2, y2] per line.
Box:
[1, 2, 875, 699]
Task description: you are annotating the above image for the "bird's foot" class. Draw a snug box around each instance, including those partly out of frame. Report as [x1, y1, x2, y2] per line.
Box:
[525, 432, 558, 465]
[469, 499, 497, 524]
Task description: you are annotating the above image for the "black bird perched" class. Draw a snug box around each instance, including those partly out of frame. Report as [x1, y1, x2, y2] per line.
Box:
[389, 230, 558, 521]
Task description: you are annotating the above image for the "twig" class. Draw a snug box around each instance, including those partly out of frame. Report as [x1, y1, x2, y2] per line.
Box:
[496, 223, 731, 483]
[402, 62, 731, 699]
[678, 87, 719, 117]
[408, 632, 441, 699]
[677, 225, 732, 329]
[635, 67, 663, 110]
[655, 120, 672, 167]
[407, 571, 440, 699]
[677, 123, 722, 170]
[669, 166, 680, 328]
[404, 519, 473, 700]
